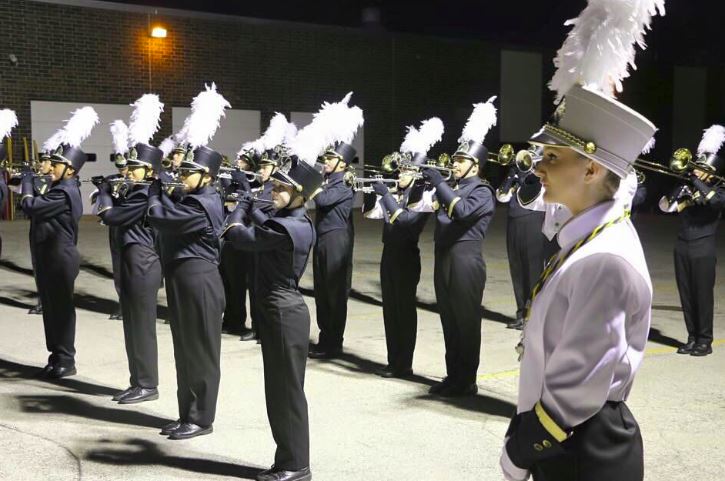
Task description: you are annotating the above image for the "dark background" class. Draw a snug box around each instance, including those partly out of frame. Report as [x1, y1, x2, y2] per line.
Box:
[1, 0, 724, 206]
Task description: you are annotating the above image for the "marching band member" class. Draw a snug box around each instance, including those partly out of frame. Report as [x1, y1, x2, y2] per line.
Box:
[500, 1, 664, 479]
[424, 98, 497, 397]
[148, 84, 229, 440]
[97, 94, 165, 404]
[369, 117, 442, 378]
[660, 125, 725, 357]
[222, 153, 321, 481]
[308, 93, 363, 360]
[496, 164, 547, 330]
[20, 107, 99, 378]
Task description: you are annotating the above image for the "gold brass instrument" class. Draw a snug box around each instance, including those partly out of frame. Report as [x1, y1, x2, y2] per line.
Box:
[368, 152, 454, 181]
[669, 148, 725, 186]
[486, 144, 515, 166]
[514, 146, 542, 173]
[218, 166, 263, 183]
[344, 170, 399, 194]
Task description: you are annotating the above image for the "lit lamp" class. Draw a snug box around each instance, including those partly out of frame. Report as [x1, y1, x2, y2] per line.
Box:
[150, 26, 167, 38]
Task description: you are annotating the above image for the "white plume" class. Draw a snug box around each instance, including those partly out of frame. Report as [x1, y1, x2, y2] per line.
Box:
[110, 120, 130, 155]
[42, 130, 65, 153]
[59, 106, 99, 148]
[458, 96, 497, 145]
[697, 125, 725, 156]
[0, 109, 18, 140]
[314, 92, 364, 147]
[641, 133, 656, 154]
[260, 113, 293, 151]
[159, 136, 176, 158]
[128, 94, 164, 146]
[400, 117, 444, 155]
[183, 83, 231, 149]
[549, 0, 666, 103]
[238, 139, 266, 157]
[283, 121, 298, 145]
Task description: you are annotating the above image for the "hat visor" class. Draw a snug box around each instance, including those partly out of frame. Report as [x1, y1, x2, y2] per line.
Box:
[528, 128, 567, 148]
[179, 160, 208, 172]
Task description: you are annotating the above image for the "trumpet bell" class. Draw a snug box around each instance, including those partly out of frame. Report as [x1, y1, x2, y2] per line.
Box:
[497, 144, 515, 165]
[436, 153, 451, 168]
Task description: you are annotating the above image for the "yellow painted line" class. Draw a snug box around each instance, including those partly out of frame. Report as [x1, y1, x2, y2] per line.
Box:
[477, 339, 725, 381]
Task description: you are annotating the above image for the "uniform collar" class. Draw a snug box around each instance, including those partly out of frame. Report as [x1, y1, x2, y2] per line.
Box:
[556, 199, 623, 251]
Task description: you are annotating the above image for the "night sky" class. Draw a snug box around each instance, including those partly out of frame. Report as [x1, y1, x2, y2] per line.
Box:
[116, 0, 723, 65]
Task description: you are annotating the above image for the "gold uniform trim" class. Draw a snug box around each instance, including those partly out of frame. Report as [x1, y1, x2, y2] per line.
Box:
[447, 196, 461, 218]
[534, 401, 568, 443]
[543, 124, 597, 154]
[389, 208, 404, 223]
[706, 190, 716, 200]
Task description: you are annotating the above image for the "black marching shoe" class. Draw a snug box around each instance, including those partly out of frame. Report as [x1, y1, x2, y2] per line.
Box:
[439, 382, 478, 398]
[160, 419, 182, 436]
[308, 344, 342, 360]
[168, 423, 213, 440]
[429, 377, 455, 395]
[118, 387, 159, 404]
[377, 366, 413, 379]
[36, 364, 55, 378]
[112, 387, 135, 401]
[48, 365, 77, 379]
[676, 341, 696, 354]
[240, 329, 258, 342]
[690, 343, 713, 357]
[28, 303, 43, 315]
[506, 318, 524, 330]
[109, 310, 123, 321]
[256, 466, 312, 481]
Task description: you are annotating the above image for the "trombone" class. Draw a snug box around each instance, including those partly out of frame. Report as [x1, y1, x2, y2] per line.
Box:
[486, 144, 516, 167]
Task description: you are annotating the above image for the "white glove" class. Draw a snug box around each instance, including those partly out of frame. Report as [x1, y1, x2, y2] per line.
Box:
[500, 442, 530, 481]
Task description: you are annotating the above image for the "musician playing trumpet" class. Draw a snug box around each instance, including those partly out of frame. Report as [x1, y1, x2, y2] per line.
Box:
[659, 125, 725, 357]
[368, 118, 441, 378]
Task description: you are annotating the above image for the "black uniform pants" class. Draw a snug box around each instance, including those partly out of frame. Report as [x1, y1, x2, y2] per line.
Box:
[109, 227, 123, 308]
[165, 259, 225, 426]
[219, 241, 249, 331]
[29, 228, 42, 305]
[313, 228, 353, 349]
[248, 253, 264, 332]
[35, 241, 80, 367]
[532, 402, 643, 481]
[674, 236, 716, 345]
[120, 243, 162, 388]
[259, 288, 311, 470]
[506, 214, 546, 319]
[434, 240, 486, 386]
[381, 242, 421, 372]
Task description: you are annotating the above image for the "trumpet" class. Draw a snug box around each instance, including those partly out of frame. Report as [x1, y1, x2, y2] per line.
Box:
[218, 166, 263, 183]
[486, 144, 516, 166]
[514, 146, 542, 173]
[226, 190, 276, 205]
[344, 171, 399, 193]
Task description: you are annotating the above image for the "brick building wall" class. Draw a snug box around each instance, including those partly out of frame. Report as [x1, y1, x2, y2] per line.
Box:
[0, 0, 503, 164]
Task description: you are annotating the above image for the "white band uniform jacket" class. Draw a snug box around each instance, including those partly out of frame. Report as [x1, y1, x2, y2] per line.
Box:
[500, 199, 653, 481]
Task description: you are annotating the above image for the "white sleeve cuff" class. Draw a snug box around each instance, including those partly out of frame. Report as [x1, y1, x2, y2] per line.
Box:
[500, 444, 530, 481]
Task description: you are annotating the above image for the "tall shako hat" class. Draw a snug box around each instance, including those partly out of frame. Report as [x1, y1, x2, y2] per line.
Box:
[695, 125, 725, 176]
[0, 109, 18, 162]
[126, 94, 165, 173]
[454, 96, 497, 165]
[50, 106, 100, 172]
[178, 83, 231, 177]
[528, 0, 665, 179]
[399, 117, 444, 167]
[319, 92, 364, 165]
